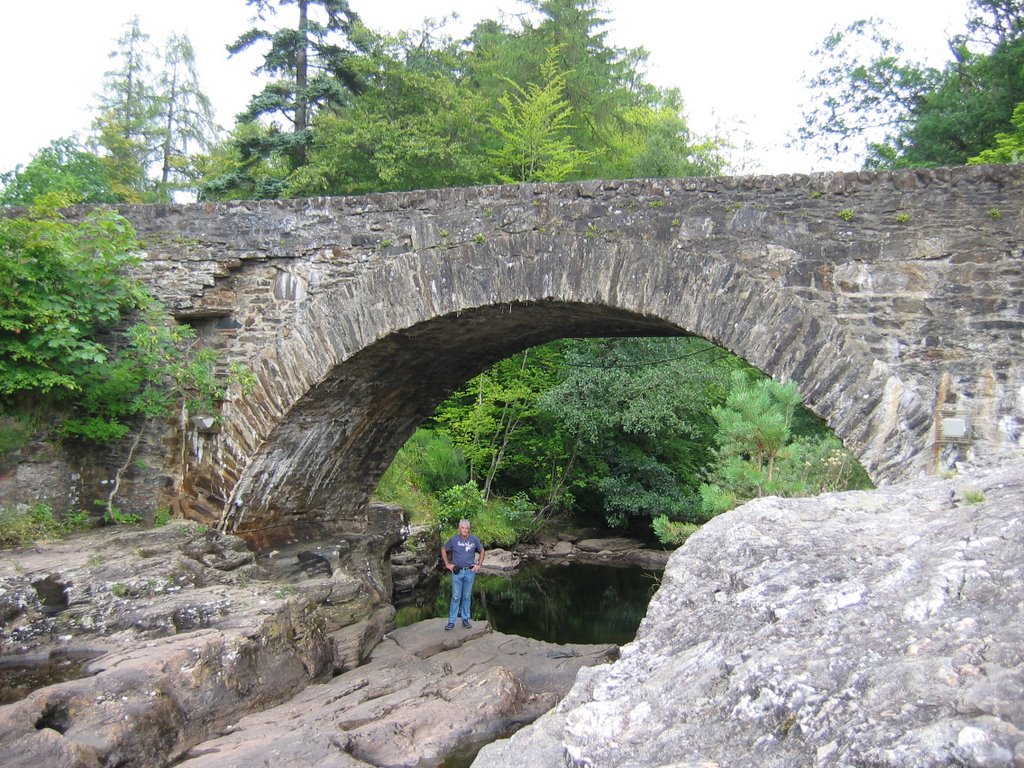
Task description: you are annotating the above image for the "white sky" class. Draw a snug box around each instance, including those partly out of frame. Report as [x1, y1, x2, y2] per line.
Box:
[0, 0, 972, 176]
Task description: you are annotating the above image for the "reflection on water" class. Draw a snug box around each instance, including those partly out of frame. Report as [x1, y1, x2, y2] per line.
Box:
[396, 560, 661, 646]
[0, 650, 103, 704]
[397, 560, 662, 768]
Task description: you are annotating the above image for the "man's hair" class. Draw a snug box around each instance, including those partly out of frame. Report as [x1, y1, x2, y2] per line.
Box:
[459, 519, 471, 528]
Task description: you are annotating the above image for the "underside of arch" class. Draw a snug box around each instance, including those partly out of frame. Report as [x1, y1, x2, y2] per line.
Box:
[218, 302, 689, 545]
[214, 295, 924, 547]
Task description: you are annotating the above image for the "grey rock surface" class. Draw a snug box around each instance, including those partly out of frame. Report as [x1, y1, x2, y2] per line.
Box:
[175, 619, 617, 768]
[390, 523, 441, 597]
[0, 521, 393, 767]
[0, 518, 617, 768]
[474, 457, 1024, 768]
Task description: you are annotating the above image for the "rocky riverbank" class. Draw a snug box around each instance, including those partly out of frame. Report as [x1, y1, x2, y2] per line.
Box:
[0, 513, 617, 767]
[8, 456, 1021, 768]
[513, 533, 672, 570]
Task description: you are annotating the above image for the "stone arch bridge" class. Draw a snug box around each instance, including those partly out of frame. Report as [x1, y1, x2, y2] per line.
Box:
[111, 165, 1022, 545]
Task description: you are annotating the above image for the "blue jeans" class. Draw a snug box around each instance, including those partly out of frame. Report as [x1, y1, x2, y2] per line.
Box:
[448, 569, 476, 622]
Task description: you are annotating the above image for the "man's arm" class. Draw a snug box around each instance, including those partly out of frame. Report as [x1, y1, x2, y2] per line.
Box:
[440, 542, 453, 571]
[473, 539, 485, 570]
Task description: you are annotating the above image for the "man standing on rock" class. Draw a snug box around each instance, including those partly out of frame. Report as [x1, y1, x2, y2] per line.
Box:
[441, 519, 485, 630]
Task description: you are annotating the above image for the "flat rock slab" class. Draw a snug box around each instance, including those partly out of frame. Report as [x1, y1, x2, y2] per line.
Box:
[0, 522, 390, 767]
[176, 620, 617, 768]
[574, 537, 641, 553]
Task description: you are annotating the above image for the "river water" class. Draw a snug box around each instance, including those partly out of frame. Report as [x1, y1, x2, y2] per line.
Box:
[395, 559, 662, 768]
[396, 559, 662, 646]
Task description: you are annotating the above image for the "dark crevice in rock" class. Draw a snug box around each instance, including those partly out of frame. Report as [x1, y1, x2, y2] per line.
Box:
[33, 701, 71, 734]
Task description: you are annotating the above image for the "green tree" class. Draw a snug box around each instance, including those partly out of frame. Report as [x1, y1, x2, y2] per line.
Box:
[0, 197, 245, 449]
[227, 0, 366, 172]
[0, 138, 121, 206]
[437, 481, 486, 529]
[706, 371, 800, 498]
[504, 0, 653, 156]
[797, 17, 941, 163]
[970, 100, 1024, 162]
[435, 348, 561, 500]
[603, 96, 726, 179]
[488, 52, 595, 183]
[212, 0, 725, 197]
[700, 371, 871, 517]
[92, 17, 162, 201]
[465, 0, 722, 181]
[90, 20, 217, 201]
[539, 337, 735, 529]
[287, 24, 490, 196]
[0, 196, 145, 400]
[154, 33, 219, 195]
[196, 122, 295, 200]
[881, 35, 1024, 167]
[799, 2, 1024, 168]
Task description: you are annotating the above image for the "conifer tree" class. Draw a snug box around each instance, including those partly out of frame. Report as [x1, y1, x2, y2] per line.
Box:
[155, 34, 219, 195]
[228, 0, 366, 171]
[92, 17, 161, 201]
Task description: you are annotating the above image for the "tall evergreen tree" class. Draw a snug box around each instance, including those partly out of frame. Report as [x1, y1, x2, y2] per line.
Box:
[227, 0, 366, 171]
[92, 17, 161, 201]
[526, 0, 652, 148]
[91, 20, 217, 201]
[155, 34, 219, 195]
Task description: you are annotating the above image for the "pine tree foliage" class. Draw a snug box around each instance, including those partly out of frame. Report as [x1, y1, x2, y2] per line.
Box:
[87, 18, 217, 201]
[488, 52, 596, 183]
[155, 34, 219, 193]
[700, 372, 872, 517]
[227, 0, 366, 172]
[91, 17, 162, 201]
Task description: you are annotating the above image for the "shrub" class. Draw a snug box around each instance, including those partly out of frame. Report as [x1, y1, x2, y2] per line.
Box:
[2, 202, 248, 454]
[153, 508, 172, 526]
[407, 429, 467, 493]
[438, 481, 486, 529]
[0, 503, 83, 547]
[964, 489, 986, 504]
[100, 503, 141, 526]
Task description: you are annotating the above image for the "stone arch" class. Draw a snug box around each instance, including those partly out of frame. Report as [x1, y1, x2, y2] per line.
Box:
[199, 236, 925, 545]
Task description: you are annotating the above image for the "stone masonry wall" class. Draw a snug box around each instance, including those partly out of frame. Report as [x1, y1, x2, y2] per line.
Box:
[45, 166, 1024, 543]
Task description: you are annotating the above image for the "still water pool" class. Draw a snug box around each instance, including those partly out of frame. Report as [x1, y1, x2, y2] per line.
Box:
[396, 559, 662, 646]
[397, 559, 662, 767]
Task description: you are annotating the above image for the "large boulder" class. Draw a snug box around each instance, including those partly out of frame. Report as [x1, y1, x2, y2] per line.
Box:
[475, 458, 1024, 767]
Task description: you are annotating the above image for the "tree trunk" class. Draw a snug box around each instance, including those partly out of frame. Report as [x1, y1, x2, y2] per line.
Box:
[293, 0, 310, 168]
